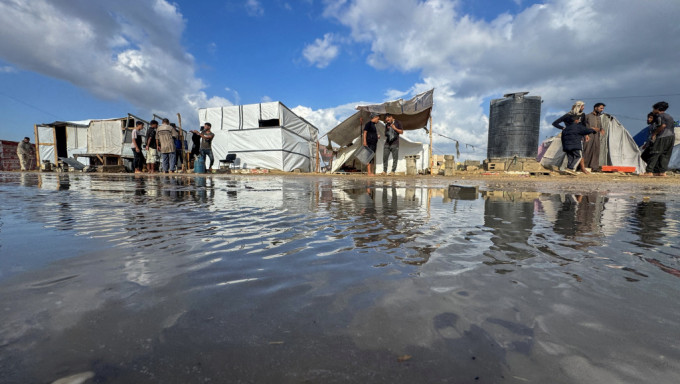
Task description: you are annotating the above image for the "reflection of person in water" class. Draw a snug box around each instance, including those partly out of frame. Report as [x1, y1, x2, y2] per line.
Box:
[633, 200, 666, 248]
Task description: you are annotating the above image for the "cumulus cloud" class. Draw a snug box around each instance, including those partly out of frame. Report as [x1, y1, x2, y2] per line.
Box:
[317, 0, 680, 159]
[245, 0, 264, 17]
[0, 0, 231, 123]
[303, 33, 340, 68]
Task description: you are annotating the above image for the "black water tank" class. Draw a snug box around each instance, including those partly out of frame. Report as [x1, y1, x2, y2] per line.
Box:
[487, 92, 541, 159]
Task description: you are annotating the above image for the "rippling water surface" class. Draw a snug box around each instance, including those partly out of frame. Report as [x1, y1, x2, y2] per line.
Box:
[0, 173, 679, 383]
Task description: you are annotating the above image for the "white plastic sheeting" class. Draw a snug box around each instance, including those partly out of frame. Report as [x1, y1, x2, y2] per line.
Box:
[539, 114, 646, 173]
[88, 119, 124, 155]
[331, 135, 429, 173]
[36, 122, 89, 165]
[37, 125, 55, 165]
[198, 102, 319, 172]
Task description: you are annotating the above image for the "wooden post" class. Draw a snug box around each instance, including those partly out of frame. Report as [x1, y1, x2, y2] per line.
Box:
[429, 115, 434, 175]
[34, 124, 40, 170]
[316, 141, 320, 173]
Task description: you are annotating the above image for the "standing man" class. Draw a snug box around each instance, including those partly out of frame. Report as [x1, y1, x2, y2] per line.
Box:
[131, 121, 145, 173]
[382, 113, 403, 175]
[583, 102, 605, 171]
[645, 101, 675, 177]
[156, 118, 178, 173]
[16, 137, 33, 171]
[362, 113, 380, 176]
[145, 120, 159, 173]
[191, 122, 215, 172]
[171, 123, 184, 172]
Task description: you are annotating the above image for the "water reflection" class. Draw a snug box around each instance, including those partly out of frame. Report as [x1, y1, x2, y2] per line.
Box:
[1, 173, 680, 383]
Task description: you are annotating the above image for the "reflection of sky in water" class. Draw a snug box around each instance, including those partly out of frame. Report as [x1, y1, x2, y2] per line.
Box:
[0, 173, 679, 383]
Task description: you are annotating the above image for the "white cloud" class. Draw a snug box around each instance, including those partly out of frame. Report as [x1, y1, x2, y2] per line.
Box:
[0, 0, 232, 124]
[0, 65, 17, 73]
[292, 102, 361, 138]
[245, 0, 264, 17]
[302, 33, 340, 68]
[318, 0, 680, 159]
[261, 95, 273, 102]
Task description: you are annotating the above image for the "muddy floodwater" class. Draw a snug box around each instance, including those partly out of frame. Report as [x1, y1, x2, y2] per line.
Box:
[1, 173, 679, 383]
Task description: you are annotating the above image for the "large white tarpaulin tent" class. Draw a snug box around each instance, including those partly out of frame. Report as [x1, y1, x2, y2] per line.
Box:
[324, 89, 434, 173]
[539, 113, 646, 173]
[197, 102, 319, 172]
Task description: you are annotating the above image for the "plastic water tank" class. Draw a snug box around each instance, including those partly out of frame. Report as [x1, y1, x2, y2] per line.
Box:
[487, 92, 541, 159]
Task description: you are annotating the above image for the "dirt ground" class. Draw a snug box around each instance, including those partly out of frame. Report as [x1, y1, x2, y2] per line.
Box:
[246, 169, 680, 195]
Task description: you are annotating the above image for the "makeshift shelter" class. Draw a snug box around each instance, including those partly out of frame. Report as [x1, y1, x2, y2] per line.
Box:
[35, 120, 90, 166]
[539, 113, 646, 173]
[324, 89, 434, 173]
[197, 102, 319, 172]
[35, 115, 151, 168]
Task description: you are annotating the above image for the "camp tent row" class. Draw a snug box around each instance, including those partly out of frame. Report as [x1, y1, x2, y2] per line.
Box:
[197, 101, 319, 172]
[34, 114, 192, 169]
[323, 89, 434, 173]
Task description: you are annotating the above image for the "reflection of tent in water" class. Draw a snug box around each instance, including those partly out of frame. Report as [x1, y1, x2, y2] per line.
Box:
[323, 90, 433, 173]
[35, 114, 150, 167]
[538, 113, 646, 173]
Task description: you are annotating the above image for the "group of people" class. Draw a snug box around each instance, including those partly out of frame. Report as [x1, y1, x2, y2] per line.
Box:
[362, 113, 404, 175]
[131, 119, 215, 174]
[553, 100, 674, 176]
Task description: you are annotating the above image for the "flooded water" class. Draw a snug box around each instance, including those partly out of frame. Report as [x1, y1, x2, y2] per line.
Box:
[0, 172, 679, 383]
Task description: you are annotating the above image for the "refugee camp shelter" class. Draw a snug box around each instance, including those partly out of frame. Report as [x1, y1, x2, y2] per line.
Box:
[197, 102, 319, 172]
[538, 113, 646, 173]
[35, 114, 149, 168]
[35, 120, 90, 166]
[324, 89, 434, 174]
[0, 140, 36, 170]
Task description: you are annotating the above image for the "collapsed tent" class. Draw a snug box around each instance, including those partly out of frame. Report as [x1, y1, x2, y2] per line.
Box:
[324, 89, 434, 173]
[539, 113, 646, 173]
[197, 102, 319, 172]
[331, 136, 429, 173]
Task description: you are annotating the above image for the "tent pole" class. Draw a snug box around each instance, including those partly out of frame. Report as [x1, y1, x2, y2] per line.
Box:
[429, 115, 434, 175]
[316, 141, 320, 173]
[34, 124, 40, 170]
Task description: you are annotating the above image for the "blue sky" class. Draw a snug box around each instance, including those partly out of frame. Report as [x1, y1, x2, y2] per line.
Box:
[1, 0, 679, 159]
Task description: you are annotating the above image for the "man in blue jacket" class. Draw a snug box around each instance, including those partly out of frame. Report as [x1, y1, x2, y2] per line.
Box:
[561, 115, 596, 175]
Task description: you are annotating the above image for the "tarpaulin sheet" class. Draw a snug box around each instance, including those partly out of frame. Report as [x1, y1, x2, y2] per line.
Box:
[326, 89, 433, 148]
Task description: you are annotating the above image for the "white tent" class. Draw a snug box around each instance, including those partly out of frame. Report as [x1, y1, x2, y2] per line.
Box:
[539, 113, 646, 173]
[324, 89, 434, 173]
[197, 102, 319, 172]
